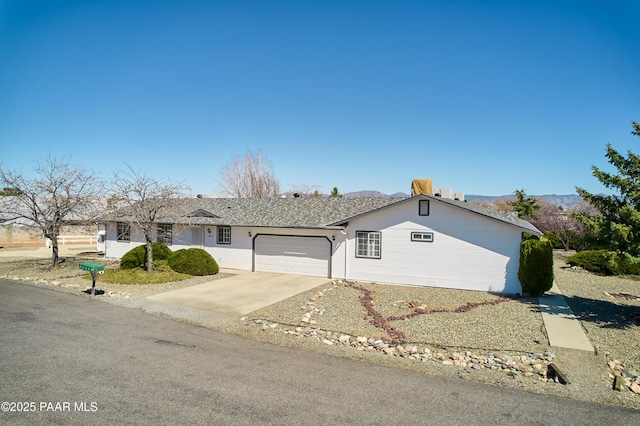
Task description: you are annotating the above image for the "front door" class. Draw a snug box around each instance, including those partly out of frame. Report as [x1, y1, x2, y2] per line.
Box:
[192, 227, 203, 247]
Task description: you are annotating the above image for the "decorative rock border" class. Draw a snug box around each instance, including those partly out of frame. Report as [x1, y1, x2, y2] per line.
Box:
[0, 275, 131, 298]
[252, 316, 560, 383]
[245, 279, 640, 394]
[246, 282, 562, 383]
[608, 358, 640, 394]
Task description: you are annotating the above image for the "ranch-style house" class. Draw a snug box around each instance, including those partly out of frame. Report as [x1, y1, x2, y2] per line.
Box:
[99, 191, 541, 294]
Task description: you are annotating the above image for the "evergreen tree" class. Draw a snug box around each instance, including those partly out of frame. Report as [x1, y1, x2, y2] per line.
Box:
[0, 187, 23, 196]
[510, 189, 539, 219]
[330, 187, 342, 198]
[574, 121, 640, 256]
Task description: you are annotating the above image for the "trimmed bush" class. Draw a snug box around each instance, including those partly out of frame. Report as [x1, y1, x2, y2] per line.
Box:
[168, 248, 219, 276]
[151, 242, 173, 261]
[120, 242, 172, 269]
[518, 238, 554, 295]
[566, 250, 640, 276]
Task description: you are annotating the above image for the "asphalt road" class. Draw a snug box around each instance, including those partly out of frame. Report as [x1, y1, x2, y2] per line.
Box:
[0, 280, 637, 425]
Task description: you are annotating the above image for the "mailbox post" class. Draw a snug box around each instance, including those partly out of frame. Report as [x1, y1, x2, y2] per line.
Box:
[79, 262, 105, 296]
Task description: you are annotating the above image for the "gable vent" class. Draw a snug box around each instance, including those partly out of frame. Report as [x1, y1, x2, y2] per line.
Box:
[188, 209, 220, 218]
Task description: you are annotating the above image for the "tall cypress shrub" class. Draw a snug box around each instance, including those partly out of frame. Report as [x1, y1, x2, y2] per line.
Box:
[518, 238, 554, 295]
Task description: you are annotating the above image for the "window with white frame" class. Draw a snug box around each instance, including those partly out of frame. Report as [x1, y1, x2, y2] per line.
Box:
[419, 200, 430, 216]
[157, 223, 172, 245]
[356, 231, 381, 258]
[117, 222, 130, 242]
[411, 232, 434, 242]
[217, 226, 231, 244]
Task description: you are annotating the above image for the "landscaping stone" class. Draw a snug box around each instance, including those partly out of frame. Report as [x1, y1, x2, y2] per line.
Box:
[613, 376, 625, 392]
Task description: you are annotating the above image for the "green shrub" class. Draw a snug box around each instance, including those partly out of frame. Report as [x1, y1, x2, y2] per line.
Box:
[120, 242, 172, 269]
[566, 250, 615, 275]
[518, 238, 554, 295]
[617, 253, 640, 275]
[566, 250, 640, 275]
[120, 245, 145, 269]
[542, 231, 563, 249]
[168, 248, 219, 276]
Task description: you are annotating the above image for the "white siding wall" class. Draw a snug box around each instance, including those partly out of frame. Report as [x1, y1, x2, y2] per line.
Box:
[106, 224, 343, 273]
[104, 222, 146, 259]
[331, 231, 347, 279]
[161, 225, 254, 270]
[344, 199, 523, 294]
[204, 225, 253, 270]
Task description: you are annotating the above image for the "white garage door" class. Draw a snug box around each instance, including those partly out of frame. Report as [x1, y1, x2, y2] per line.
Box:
[254, 235, 330, 277]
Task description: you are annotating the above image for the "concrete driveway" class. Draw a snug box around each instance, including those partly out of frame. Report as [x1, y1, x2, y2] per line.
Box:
[147, 269, 331, 317]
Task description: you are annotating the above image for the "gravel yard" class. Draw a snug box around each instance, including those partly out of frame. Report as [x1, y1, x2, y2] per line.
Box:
[553, 251, 640, 373]
[247, 280, 547, 354]
[1, 247, 639, 410]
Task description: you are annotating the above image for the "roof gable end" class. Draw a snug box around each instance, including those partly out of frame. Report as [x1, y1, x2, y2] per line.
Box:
[187, 209, 220, 218]
[329, 195, 542, 235]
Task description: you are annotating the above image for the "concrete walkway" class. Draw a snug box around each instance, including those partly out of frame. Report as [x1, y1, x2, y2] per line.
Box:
[147, 269, 331, 317]
[538, 281, 594, 353]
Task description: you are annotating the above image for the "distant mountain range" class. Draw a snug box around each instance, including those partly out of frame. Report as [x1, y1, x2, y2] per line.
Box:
[465, 194, 583, 210]
[343, 190, 398, 198]
[343, 191, 582, 209]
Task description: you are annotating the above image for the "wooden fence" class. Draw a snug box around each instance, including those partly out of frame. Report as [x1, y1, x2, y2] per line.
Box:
[46, 236, 97, 247]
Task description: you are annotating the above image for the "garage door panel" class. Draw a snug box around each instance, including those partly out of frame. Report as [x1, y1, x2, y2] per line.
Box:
[255, 235, 330, 277]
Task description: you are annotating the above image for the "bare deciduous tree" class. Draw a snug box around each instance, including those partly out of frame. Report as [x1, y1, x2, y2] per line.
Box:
[218, 150, 280, 198]
[288, 183, 321, 198]
[0, 156, 103, 267]
[529, 200, 576, 250]
[470, 199, 494, 209]
[528, 199, 596, 251]
[110, 166, 190, 273]
[470, 197, 515, 212]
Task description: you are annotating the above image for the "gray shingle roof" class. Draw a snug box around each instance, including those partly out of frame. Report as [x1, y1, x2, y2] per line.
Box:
[419, 195, 542, 235]
[103, 197, 400, 229]
[100, 195, 541, 235]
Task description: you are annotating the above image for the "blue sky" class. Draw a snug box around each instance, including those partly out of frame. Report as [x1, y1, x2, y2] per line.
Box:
[1, 0, 639, 198]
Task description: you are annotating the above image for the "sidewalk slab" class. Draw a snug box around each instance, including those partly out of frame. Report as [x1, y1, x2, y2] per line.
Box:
[538, 282, 594, 353]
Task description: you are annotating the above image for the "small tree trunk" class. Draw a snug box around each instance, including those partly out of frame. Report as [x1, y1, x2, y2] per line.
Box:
[146, 238, 154, 274]
[50, 234, 60, 267]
